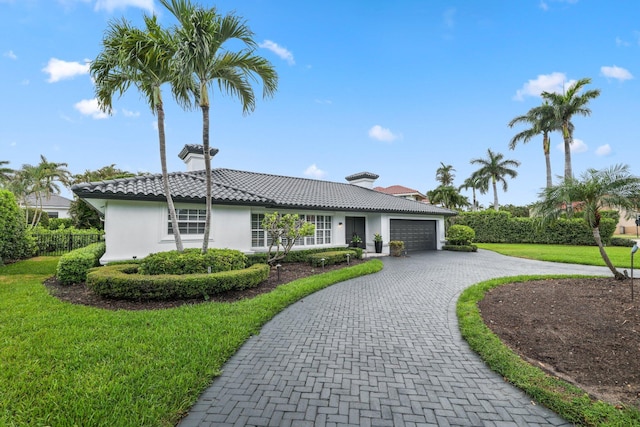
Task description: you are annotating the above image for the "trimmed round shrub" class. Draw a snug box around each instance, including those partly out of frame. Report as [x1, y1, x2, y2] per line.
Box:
[139, 248, 247, 275]
[56, 242, 106, 285]
[446, 224, 475, 246]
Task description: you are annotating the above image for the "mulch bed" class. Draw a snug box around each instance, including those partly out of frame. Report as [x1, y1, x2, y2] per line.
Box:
[479, 277, 640, 409]
[44, 259, 365, 311]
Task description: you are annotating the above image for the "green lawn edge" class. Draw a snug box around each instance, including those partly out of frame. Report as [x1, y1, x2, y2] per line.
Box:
[1, 258, 383, 427]
[457, 274, 640, 426]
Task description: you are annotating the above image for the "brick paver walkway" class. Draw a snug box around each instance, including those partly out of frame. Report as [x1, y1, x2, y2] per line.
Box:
[179, 250, 609, 426]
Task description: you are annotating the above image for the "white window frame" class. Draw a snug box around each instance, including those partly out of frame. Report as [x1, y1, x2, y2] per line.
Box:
[168, 208, 207, 235]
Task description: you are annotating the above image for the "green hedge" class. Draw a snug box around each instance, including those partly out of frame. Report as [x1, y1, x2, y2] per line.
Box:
[442, 244, 478, 252]
[0, 190, 35, 262]
[56, 242, 106, 285]
[308, 250, 358, 267]
[139, 248, 247, 275]
[450, 210, 616, 246]
[86, 263, 270, 300]
[246, 246, 363, 266]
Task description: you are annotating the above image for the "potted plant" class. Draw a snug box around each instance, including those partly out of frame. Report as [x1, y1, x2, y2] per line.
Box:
[350, 234, 362, 248]
[373, 233, 383, 253]
[389, 240, 404, 257]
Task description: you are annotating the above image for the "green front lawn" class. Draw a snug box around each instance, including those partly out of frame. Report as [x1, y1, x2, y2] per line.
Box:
[476, 243, 637, 268]
[1, 257, 383, 426]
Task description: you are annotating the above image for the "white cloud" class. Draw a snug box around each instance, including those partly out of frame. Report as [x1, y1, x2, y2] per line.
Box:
[442, 8, 456, 28]
[259, 40, 295, 65]
[304, 164, 326, 179]
[4, 50, 17, 60]
[556, 138, 587, 153]
[616, 37, 630, 47]
[314, 99, 332, 105]
[42, 58, 90, 83]
[94, 0, 153, 13]
[122, 109, 140, 118]
[539, 1, 549, 10]
[368, 125, 400, 142]
[595, 144, 612, 156]
[601, 65, 633, 82]
[74, 98, 109, 119]
[514, 72, 576, 101]
[10, 141, 16, 147]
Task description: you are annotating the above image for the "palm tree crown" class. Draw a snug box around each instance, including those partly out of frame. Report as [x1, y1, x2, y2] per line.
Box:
[508, 102, 564, 189]
[435, 162, 456, 186]
[541, 77, 600, 181]
[470, 149, 520, 211]
[534, 164, 640, 279]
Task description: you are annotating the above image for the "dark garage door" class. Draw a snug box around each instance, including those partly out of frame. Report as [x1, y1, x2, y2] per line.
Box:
[390, 219, 437, 251]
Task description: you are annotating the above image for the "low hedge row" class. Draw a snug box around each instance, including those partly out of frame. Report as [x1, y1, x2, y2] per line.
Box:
[56, 242, 106, 285]
[86, 263, 270, 300]
[442, 244, 478, 252]
[450, 210, 616, 246]
[308, 250, 358, 267]
[139, 248, 247, 275]
[246, 246, 363, 265]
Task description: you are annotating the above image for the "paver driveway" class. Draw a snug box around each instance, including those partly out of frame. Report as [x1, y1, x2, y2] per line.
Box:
[179, 250, 610, 426]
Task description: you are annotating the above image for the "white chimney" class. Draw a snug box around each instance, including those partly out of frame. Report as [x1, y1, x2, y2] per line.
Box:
[178, 144, 219, 172]
[345, 171, 379, 189]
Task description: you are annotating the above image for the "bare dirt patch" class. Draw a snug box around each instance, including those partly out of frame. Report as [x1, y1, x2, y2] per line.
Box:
[44, 260, 365, 311]
[479, 277, 640, 409]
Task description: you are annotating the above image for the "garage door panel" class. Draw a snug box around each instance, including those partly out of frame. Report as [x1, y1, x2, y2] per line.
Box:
[390, 219, 436, 251]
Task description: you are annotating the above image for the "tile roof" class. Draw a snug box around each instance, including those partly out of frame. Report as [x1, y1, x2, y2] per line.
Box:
[24, 193, 72, 208]
[72, 168, 456, 216]
[374, 185, 425, 197]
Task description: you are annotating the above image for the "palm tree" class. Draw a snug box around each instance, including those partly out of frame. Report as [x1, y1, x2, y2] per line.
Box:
[10, 156, 71, 226]
[541, 77, 600, 181]
[470, 149, 520, 211]
[435, 162, 455, 186]
[160, 0, 278, 252]
[534, 164, 640, 280]
[508, 102, 563, 189]
[459, 173, 488, 211]
[426, 185, 469, 210]
[91, 14, 194, 251]
[0, 161, 13, 187]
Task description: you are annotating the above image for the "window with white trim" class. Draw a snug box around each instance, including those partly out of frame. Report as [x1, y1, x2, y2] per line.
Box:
[251, 213, 332, 248]
[168, 209, 206, 234]
[251, 213, 266, 247]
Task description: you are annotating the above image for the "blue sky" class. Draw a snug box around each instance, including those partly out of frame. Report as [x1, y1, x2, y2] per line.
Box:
[2, 0, 639, 207]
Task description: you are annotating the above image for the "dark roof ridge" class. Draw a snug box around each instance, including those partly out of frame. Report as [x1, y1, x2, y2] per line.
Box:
[209, 167, 384, 191]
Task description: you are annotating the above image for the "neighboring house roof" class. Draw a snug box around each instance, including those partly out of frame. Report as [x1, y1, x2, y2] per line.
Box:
[72, 169, 456, 216]
[374, 185, 428, 201]
[23, 193, 72, 208]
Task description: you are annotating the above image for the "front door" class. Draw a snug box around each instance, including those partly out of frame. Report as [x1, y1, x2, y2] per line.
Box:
[345, 216, 366, 249]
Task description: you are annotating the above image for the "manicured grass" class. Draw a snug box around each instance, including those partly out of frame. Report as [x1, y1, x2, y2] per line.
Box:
[458, 275, 640, 426]
[1, 257, 383, 426]
[476, 243, 637, 268]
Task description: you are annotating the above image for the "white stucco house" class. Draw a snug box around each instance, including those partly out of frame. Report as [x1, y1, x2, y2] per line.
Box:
[72, 145, 456, 264]
[23, 194, 72, 219]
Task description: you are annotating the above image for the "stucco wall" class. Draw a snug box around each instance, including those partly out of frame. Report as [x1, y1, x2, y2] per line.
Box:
[99, 200, 448, 263]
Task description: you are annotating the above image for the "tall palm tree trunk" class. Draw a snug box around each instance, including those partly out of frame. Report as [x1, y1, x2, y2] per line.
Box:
[201, 100, 212, 253]
[492, 179, 499, 211]
[563, 123, 573, 181]
[592, 227, 625, 279]
[156, 93, 184, 252]
[543, 132, 552, 188]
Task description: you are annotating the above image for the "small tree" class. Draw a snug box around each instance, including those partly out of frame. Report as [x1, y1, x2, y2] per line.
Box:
[261, 213, 315, 265]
